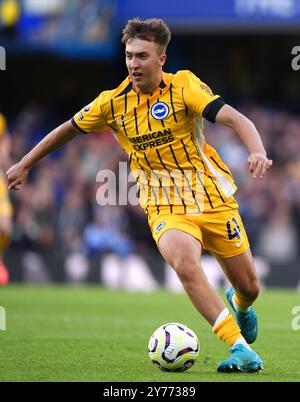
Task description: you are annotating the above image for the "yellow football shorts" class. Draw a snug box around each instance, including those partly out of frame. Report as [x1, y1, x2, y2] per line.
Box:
[149, 207, 250, 259]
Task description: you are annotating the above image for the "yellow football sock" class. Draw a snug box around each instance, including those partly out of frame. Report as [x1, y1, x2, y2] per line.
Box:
[234, 292, 255, 311]
[213, 314, 242, 346]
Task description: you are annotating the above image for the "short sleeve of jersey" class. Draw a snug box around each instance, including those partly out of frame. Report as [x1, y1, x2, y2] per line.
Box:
[0, 113, 7, 138]
[182, 70, 220, 116]
[72, 92, 109, 134]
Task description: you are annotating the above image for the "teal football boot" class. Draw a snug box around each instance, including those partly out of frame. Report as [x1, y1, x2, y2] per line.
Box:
[226, 286, 258, 344]
[217, 344, 263, 373]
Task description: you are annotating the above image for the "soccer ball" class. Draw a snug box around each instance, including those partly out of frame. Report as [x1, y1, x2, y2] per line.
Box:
[148, 322, 200, 372]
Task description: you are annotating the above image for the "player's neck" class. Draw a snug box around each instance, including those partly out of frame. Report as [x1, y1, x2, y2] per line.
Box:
[132, 73, 164, 94]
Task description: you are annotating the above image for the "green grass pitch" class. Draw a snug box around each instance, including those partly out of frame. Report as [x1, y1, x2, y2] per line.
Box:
[0, 286, 300, 382]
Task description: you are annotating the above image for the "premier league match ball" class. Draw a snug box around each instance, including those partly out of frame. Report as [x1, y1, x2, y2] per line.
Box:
[148, 322, 200, 372]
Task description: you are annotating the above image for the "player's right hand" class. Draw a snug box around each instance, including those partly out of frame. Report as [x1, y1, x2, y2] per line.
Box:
[6, 162, 29, 190]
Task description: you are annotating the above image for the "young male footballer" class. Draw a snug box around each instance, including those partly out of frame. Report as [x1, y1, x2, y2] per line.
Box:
[6, 18, 272, 372]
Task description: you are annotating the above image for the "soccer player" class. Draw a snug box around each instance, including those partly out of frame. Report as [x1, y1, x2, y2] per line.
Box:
[6, 18, 272, 372]
[0, 113, 13, 285]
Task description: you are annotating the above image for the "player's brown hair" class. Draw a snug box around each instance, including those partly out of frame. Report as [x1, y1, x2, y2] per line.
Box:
[121, 18, 171, 54]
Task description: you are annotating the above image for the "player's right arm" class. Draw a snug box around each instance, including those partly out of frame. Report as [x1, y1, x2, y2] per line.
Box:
[6, 120, 80, 190]
[6, 92, 109, 190]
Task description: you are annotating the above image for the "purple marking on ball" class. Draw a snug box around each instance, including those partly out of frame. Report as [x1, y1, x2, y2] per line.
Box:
[165, 331, 171, 348]
[177, 347, 193, 357]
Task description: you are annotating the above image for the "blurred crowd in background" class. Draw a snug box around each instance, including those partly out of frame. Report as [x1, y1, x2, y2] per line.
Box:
[0, 0, 117, 57]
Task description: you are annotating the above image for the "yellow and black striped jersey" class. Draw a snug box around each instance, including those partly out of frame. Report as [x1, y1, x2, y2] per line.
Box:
[72, 70, 238, 215]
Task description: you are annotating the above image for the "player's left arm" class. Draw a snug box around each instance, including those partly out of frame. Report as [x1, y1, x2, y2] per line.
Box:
[215, 104, 273, 179]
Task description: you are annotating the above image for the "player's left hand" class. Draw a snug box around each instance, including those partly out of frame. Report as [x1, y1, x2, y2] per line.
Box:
[248, 152, 273, 179]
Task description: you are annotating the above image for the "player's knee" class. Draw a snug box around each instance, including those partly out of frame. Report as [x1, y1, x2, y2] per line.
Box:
[238, 281, 260, 301]
[172, 255, 200, 283]
[251, 283, 260, 300]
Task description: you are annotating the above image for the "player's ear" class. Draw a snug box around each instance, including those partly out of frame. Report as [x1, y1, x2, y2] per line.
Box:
[160, 54, 167, 67]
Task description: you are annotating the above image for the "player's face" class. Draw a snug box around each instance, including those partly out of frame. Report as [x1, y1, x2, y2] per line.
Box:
[125, 38, 166, 93]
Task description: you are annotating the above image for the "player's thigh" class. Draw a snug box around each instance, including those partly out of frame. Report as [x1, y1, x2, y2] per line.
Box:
[158, 229, 202, 273]
[202, 208, 259, 297]
[215, 248, 260, 298]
